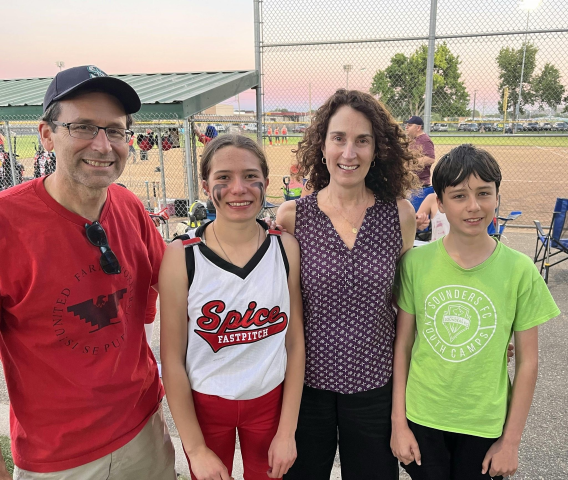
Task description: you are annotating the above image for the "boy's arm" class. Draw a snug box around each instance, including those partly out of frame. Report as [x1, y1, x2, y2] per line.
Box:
[482, 326, 539, 478]
[268, 233, 305, 478]
[391, 307, 421, 466]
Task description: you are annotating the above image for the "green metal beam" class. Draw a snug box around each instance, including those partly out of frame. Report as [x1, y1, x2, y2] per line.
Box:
[0, 106, 42, 119]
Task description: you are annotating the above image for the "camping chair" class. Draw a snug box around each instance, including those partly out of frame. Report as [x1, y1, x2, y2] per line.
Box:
[488, 211, 522, 240]
[257, 199, 278, 220]
[283, 176, 303, 201]
[533, 198, 568, 284]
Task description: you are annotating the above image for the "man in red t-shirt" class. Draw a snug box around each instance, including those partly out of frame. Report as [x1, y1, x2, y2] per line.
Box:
[405, 115, 436, 187]
[0, 66, 175, 479]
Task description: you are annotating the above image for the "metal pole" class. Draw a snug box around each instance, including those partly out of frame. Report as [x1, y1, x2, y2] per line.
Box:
[190, 117, 199, 200]
[4, 122, 17, 187]
[254, 0, 263, 145]
[515, 11, 531, 126]
[423, 0, 438, 134]
[145, 181, 151, 210]
[156, 128, 170, 240]
[472, 91, 477, 121]
[183, 118, 195, 203]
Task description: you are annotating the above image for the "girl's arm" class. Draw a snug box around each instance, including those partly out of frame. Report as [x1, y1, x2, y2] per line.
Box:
[159, 242, 232, 480]
[482, 326, 539, 478]
[390, 307, 422, 466]
[267, 232, 306, 479]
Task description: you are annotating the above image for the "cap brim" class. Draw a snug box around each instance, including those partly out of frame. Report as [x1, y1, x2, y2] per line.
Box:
[52, 76, 141, 114]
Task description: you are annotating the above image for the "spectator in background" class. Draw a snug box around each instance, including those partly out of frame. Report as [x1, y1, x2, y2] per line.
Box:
[128, 133, 137, 162]
[193, 124, 218, 145]
[405, 116, 435, 187]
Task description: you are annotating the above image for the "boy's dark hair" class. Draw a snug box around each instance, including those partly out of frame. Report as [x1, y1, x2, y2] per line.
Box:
[432, 144, 502, 200]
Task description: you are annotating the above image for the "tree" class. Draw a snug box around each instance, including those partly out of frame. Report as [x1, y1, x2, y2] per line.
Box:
[496, 43, 538, 120]
[369, 42, 469, 119]
[533, 63, 566, 113]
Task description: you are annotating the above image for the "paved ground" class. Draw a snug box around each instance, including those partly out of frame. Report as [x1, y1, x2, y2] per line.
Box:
[0, 230, 565, 479]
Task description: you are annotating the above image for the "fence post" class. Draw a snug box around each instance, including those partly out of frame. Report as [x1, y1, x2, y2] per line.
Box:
[423, 0, 438, 134]
[156, 127, 170, 240]
[254, 0, 263, 146]
[184, 118, 195, 204]
[4, 122, 18, 187]
[190, 116, 199, 200]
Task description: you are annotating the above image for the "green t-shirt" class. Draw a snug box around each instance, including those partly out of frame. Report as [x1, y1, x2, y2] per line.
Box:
[395, 239, 560, 438]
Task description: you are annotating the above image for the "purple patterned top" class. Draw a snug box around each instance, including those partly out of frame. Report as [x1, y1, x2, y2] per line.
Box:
[295, 192, 402, 394]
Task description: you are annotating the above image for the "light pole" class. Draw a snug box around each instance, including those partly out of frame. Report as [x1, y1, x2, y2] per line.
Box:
[472, 90, 477, 121]
[55, 61, 65, 72]
[343, 64, 353, 89]
[515, 0, 541, 128]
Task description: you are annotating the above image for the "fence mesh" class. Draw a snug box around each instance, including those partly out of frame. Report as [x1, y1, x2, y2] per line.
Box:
[259, 0, 568, 227]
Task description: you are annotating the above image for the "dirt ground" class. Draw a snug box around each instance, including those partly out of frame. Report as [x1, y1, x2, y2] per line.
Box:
[15, 142, 566, 230]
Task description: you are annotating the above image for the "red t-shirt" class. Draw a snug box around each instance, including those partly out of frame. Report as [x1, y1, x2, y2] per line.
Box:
[197, 133, 212, 145]
[145, 288, 159, 324]
[0, 178, 166, 472]
[409, 133, 435, 186]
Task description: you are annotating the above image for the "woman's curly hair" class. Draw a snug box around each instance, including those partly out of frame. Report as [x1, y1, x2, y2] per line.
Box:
[294, 89, 420, 202]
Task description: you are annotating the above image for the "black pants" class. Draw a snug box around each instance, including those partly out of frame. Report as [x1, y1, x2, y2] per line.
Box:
[285, 380, 397, 480]
[402, 421, 503, 480]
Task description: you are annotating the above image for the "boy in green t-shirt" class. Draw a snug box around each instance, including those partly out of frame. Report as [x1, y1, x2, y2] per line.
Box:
[391, 144, 560, 480]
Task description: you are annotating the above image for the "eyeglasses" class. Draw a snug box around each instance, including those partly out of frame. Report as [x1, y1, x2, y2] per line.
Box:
[52, 122, 134, 144]
[84, 222, 121, 275]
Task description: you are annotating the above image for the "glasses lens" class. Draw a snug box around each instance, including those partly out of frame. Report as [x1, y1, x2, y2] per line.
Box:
[100, 247, 121, 275]
[85, 222, 108, 247]
[69, 123, 98, 140]
[106, 128, 128, 143]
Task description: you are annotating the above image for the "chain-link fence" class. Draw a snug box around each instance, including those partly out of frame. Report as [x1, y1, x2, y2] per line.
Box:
[257, 0, 568, 227]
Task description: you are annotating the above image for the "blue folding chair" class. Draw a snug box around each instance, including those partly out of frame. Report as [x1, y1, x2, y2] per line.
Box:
[487, 211, 522, 240]
[534, 197, 568, 284]
[409, 186, 435, 212]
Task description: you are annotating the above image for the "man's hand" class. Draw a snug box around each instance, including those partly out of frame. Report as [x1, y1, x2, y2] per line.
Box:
[390, 423, 421, 466]
[481, 437, 519, 478]
[267, 432, 297, 478]
[186, 444, 233, 480]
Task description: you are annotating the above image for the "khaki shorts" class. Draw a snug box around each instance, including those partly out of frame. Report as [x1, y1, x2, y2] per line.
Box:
[14, 405, 176, 480]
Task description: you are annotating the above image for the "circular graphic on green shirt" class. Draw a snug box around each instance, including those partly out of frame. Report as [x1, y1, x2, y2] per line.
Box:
[424, 285, 497, 363]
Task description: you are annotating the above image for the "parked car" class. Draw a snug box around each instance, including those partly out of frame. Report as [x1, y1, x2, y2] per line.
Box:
[246, 123, 258, 132]
[553, 122, 568, 131]
[292, 124, 307, 133]
[431, 123, 449, 132]
[524, 122, 540, 131]
[215, 124, 226, 132]
[463, 123, 479, 132]
[479, 123, 494, 132]
[457, 123, 467, 131]
[541, 122, 553, 131]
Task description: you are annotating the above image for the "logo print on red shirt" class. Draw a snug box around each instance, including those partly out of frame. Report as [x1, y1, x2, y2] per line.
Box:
[67, 288, 127, 333]
[195, 300, 288, 352]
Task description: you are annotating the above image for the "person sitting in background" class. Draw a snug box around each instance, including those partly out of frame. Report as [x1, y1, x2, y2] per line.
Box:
[193, 124, 218, 145]
[416, 192, 449, 242]
[286, 165, 304, 199]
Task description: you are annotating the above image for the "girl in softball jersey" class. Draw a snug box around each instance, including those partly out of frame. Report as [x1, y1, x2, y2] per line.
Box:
[160, 134, 305, 480]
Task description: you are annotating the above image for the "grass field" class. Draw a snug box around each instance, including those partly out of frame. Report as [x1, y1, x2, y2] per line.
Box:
[0, 436, 13, 475]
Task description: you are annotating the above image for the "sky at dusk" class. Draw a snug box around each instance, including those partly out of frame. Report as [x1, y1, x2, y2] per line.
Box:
[1, 0, 567, 114]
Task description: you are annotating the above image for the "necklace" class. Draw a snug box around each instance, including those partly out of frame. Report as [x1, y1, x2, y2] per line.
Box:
[327, 189, 370, 234]
[212, 221, 262, 264]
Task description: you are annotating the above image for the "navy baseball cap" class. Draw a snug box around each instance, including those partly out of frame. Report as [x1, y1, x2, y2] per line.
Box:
[406, 116, 424, 126]
[43, 65, 141, 114]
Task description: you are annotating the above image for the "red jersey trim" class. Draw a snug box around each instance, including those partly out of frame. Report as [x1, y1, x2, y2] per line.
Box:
[183, 238, 202, 246]
[268, 229, 282, 236]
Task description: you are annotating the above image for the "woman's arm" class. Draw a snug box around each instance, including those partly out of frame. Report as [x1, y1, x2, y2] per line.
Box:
[159, 242, 232, 480]
[267, 232, 305, 478]
[275, 200, 297, 235]
[390, 307, 421, 466]
[482, 326, 539, 478]
[397, 198, 417, 258]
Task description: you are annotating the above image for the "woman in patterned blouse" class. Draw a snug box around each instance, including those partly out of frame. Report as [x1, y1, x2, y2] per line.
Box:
[277, 89, 419, 480]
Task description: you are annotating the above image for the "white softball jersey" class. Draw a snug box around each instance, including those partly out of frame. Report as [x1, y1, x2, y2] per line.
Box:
[181, 221, 290, 400]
